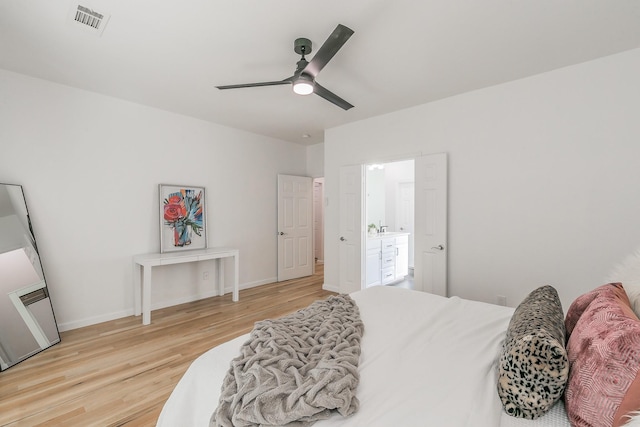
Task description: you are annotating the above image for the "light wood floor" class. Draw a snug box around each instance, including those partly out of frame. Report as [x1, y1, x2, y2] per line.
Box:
[0, 264, 334, 427]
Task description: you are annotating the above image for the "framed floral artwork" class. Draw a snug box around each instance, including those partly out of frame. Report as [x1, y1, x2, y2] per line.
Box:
[159, 184, 207, 253]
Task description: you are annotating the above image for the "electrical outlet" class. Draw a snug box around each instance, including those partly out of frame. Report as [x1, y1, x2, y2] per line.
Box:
[496, 295, 507, 306]
[203, 271, 209, 281]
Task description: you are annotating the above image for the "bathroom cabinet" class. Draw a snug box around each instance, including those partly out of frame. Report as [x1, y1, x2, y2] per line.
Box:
[365, 232, 410, 288]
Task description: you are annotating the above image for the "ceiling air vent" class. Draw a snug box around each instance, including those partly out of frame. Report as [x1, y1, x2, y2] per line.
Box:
[67, 3, 110, 36]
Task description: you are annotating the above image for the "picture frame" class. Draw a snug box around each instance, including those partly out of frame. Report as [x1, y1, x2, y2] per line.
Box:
[159, 184, 207, 253]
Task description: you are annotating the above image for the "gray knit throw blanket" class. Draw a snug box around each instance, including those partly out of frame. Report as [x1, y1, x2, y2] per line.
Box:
[211, 294, 364, 427]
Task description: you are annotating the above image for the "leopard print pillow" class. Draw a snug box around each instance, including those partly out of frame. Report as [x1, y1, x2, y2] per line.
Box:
[497, 285, 569, 419]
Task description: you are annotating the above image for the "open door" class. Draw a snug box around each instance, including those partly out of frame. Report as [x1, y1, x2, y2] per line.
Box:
[277, 174, 313, 281]
[338, 165, 364, 294]
[414, 153, 448, 296]
[313, 179, 325, 263]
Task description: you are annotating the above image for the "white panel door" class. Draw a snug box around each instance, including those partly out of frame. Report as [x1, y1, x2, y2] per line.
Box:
[277, 174, 313, 281]
[414, 153, 448, 296]
[313, 180, 324, 263]
[339, 165, 364, 294]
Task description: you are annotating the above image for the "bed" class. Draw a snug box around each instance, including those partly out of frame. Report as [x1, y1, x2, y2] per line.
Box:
[158, 254, 640, 427]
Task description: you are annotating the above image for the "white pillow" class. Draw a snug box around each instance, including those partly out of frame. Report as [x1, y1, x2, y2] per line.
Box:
[607, 247, 640, 319]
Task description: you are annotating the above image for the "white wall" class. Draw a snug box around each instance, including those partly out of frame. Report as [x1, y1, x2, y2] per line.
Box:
[324, 48, 640, 312]
[0, 69, 308, 330]
[0, 215, 24, 253]
[306, 143, 324, 178]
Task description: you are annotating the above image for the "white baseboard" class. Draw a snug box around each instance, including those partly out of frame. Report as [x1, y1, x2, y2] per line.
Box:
[58, 277, 279, 332]
[151, 291, 218, 311]
[228, 277, 277, 293]
[57, 309, 135, 332]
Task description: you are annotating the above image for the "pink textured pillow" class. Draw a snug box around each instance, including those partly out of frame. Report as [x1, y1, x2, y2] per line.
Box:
[565, 283, 640, 427]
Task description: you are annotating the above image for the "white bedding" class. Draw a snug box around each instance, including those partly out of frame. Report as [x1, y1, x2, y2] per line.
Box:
[157, 286, 570, 427]
[499, 401, 570, 427]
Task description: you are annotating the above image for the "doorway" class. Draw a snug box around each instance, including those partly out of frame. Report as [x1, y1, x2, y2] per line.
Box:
[365, 159, 415, 275]
[338, 153, 448, 296]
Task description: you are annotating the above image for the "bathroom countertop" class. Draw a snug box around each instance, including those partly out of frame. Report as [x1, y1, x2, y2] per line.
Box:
[367, 231, 410, 239]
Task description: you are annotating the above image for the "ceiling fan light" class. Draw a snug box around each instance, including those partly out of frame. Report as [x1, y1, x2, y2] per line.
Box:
[293, 75, 314, 95]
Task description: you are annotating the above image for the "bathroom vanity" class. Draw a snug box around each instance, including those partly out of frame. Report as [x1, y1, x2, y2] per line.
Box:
[365, 232, 410, 288]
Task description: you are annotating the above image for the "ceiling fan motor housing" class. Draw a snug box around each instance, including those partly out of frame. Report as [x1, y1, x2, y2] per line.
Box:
[294, 38, 312, 56]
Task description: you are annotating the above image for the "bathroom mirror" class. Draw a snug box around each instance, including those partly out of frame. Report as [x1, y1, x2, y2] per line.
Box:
[0, 183, 60, 371]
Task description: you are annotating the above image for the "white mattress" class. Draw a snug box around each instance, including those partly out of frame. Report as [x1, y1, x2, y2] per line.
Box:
[157, 286, 571, 427]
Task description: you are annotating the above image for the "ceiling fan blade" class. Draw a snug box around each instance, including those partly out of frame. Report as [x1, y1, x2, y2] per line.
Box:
[303, 24, 354, 78]
[216, 77, 293, 90]
[314, 83, 354, 110]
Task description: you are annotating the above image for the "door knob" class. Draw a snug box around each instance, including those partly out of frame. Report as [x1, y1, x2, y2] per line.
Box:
[431, 244, 444, 251]
[340, 236, 346, 241]
[278, 231, 286, 236]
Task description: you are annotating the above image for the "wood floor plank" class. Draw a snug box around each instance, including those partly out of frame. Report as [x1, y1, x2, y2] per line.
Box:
[0, 264, 333, 426]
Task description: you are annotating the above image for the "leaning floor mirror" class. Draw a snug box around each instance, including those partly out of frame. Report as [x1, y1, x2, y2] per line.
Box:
[0, 183, 60, 371]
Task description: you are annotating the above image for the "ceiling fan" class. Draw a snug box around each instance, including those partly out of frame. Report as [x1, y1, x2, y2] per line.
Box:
[216, 24, 355, 110]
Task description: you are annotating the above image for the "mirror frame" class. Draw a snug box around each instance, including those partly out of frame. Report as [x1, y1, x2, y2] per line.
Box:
[0, 183, 60, 371]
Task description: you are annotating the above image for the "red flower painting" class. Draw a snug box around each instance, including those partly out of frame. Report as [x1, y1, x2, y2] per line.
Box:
[163, 189, 203, 247]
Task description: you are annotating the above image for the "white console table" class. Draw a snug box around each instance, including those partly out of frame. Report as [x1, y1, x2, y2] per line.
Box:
[133, 247, 239, 325]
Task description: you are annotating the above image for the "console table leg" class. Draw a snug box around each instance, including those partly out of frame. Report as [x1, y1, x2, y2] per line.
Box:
[133, 263, 141, 316]
[217, 259, 224, 297]
[233, 253, 239, 302]
[142, 265, 152, 325]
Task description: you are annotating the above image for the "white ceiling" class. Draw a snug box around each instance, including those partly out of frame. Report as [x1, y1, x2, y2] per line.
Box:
[2, 1, 640, 146]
